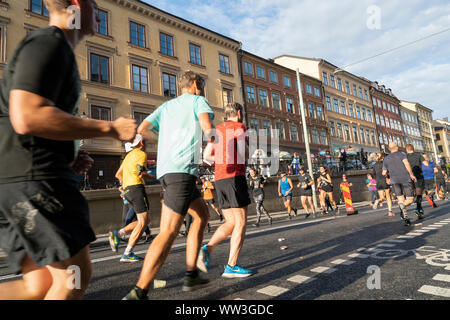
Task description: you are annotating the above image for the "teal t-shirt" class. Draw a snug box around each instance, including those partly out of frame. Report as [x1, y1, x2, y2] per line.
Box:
[145, 93, 214, 179]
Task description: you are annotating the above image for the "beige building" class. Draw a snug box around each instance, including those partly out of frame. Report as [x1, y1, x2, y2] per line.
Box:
[274, 56, 379, 162]
[0, 0, 243, 188]
[400, 101, 436, 160]
[434, 118, 450, 164]
[399, 105, 424, 153]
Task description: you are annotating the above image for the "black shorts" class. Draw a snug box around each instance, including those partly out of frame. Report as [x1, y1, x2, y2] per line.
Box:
[376, 181, 389, 191]
[124, 184, 149, 214]
[160, 173, 201, 216]
[215, 176, 251, 210]
[413, 178, 425, 190]
[0, 179, 96, 275]
[300, 188, 313, 197]
[282, 194, 292, 202]
[392, 182, 415, 198]
[322, 184, 333, 193]
[424, 179, 436, 191]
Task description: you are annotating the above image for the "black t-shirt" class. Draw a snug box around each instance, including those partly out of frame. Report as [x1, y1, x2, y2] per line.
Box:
[249, 175, 265, 196]
[407, 152, 424, 180]
[298, 174, 312, 191]
[0, 27, 81, 183]
[435, 169, 445, 181]
[373, 161, 386, 182]
[382, 151, 411, 184]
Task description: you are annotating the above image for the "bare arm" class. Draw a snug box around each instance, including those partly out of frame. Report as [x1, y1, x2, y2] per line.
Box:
[137, 120, 159, 144]
[203, 142, 215, 163]
[402, 159, 417, 182]
[10, 90, 136, 141]
[198, 113, 214, 140]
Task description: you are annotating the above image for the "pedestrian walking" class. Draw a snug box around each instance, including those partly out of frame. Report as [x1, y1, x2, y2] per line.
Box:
[249, 168, 272, 227]
[0, 0, 137, 300]
[278, 172, 298, 219]
[297, 167, 316, 219]
[372, 152, 394, 216]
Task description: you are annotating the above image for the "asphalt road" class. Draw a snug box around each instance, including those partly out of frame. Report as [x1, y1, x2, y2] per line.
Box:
[2, 199, 450, 300]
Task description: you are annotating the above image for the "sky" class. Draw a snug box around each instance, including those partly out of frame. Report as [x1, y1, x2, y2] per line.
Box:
[142, 0, 450, 120]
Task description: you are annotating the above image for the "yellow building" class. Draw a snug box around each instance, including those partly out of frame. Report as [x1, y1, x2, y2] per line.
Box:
[0, 0, 242, 188]
[434, 118, 450, 164]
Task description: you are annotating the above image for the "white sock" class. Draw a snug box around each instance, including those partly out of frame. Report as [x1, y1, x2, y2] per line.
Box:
[124, 245, 133, 255]
[118, 229, 126, 238]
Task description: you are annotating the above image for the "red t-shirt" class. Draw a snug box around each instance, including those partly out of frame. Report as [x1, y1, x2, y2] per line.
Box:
[213, 121, 247, 181]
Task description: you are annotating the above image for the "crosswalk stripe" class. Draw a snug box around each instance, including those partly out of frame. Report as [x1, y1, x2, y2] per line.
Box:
[331, 259, 355, 265]
[429, 225, 444, 228]
[377, 243, 396, 248]
[397, 235, 415, 239]
[422, 227, 439, 230]
[406, 233, 423, 236]
[432, 274, 450, 283]
[348, 253, 369, 258]
[418, 285, 450, 298]
[416, 229, 431, 233]
[310, 266, 337, 274]
[287, 275, 316, 284]
[388, 239, 406, 243]
[257, 285, 289, 297]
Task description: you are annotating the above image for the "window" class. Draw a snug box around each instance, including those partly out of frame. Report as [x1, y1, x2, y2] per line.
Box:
[349, 104, 354, 118]
[130, 21, 146, 47]
[353, 126, 358, 142]
[359, 87, 363, 99]
[330, 75, 335, 88]
[337, 78, 342, 91]
[306, 84, 312, 94]
[284, 76, 291, 88]
[270, 70, 278, 83]
[314, 87, 321, 97]
[223, 88, 233, 106]
[345, 81, 351, 94]
[31, 0, 49, 17]
[95, 9, 108, 35]
[249, 118, 259, 135]
[308, 104, 315, 118]
[333, 99, 339, 113]
[371, 131, 376, 145]
[312, 129, 319, 145]
[366, 130, 370, 145]
[356, 106, 361, 119]
[362, 108, 367, 121]
[91, 105, 111, 121]
[163, 73, 177, 98]
[375, 114, 380, 125]
[337, 123, 343, 139]
[385, 117, 390, 128]
[189, 43, 202, 65]
[330, 121, 336, 137]
[244, 61, 253, 75]
[322, 72, 328, 86]
[256, 66, 265, 79]
[259, 89, 268, 107]
[326, 96, 332, 111]
[290, 125, 298, 141]
[131, 65, 148, 93]
[382, 101, 386, 110]
[436, 133, 441, 141]
[90, 53, 109, 84]
[353, 84, 357, 96]
[372, 97, 377, 106]
[320, 131, 327, 145]
[246, 86, 255, 104]
[286, 97, 294, 113]
[387, 103, 391, 112]
[344, 124, 351, 141]
[380, 115, 385, 127]
[340, 101, 346, 115]
[272, 93, 281, 110]
[439, 146, 444, 153]
[379, 133, 383, 144]
[276, 122, 285, 140]
[377, 99, 382, 108]
[367, 110, 373, 122]
[160, 33, 174, 56]
[133, 111, 150, 126]
[383, 134, 388, 145]
[316, 106, 323, 120]
[219, 54, 230, 74]
[360, 128, 366, 143]
[364, 89, 369, 101]
[262, 120, 272, 137]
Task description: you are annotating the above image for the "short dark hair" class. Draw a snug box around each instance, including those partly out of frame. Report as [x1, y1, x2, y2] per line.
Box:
[225, 102, 243, 118]
[179, 71, 204, 90]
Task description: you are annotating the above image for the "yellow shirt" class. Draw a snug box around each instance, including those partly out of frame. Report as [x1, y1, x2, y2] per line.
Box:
[120, 149, 147, 188]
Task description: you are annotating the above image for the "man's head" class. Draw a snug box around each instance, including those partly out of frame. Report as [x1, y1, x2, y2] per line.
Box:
[405, 144, 415, 154]
[124, 134, 144, 151]
[280, 172, 287, 178]
[249, 168, 257, 177]
[423, 154, 430, 161]
[224, 102, 243, 122]
[388, 141, 399, 153]
[44, 0, 99, 37]
[179, 71, 205, 96]
[299, 166, 305, 175]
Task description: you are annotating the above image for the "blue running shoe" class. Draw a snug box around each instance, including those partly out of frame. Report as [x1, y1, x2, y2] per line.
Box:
[222, 265, 253, 278]
[109, 231, 120, 252]
[197, 245, 210, 273]
[120, 252, 144, 263]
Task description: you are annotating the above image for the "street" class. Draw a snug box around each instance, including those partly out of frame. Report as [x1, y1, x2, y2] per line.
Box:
[1, 200, 450, 300]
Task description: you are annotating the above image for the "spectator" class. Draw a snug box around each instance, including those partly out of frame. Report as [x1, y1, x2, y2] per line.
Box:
[366, 173, 378, 208]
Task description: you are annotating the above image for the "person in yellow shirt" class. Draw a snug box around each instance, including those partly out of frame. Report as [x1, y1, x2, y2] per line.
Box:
[109, 134, 154, 262]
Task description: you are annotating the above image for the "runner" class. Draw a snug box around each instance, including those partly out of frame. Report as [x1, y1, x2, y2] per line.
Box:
[422, 154, 438, 208]
[249, 167, 272, 227]
[197, 102, 253, 278]
[201, 176, 223, 222]
[122, 71, 214, 300]
[366, 173, 379, 209]
[278, 172, 298, 219]
[109, 134, 154, 262]
[405, 144, 427, 219]
[0, 0, 137, 300]
[297, 167, 316, 219]
[372, 152, 394, 216]
[382, 142, 418, 226]
[318, 166, 338, 216]
[435, 165, 448, 200]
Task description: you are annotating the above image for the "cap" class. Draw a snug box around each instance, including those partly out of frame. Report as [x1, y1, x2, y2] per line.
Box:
[124, 134, 143, 153]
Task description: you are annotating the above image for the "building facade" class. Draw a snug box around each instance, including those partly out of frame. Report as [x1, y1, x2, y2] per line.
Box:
[400, 101, 435, 160]
[434, 118, 450, 165]
[399, 105, 424, 153]
[370, 81, 404, 152]
[274, 56, 379, 161]
[0, 0, 243, 188]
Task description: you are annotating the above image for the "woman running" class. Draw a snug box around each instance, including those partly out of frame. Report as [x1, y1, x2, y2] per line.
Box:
[318, 166, 338, 215]
[372, 152, 394, 216]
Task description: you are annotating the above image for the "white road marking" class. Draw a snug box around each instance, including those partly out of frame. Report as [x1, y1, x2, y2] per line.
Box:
[433, 223, 448, 225]
[418, 285, 450, 298]
[348, 253, 369, 258]
[356, 248, 367, 252]
[257, 285, 289, 297]
[310, 266, 337, 274]
[416, 230, 431, 233]
[388, 239, 406, 243]
[433, 274, 450, 283]
[406, 233, 424, 236]
[429, 225, 444, 228]
[397, 235, 415, 239]
[422, 227, 439, 230]
[287, 275, 316, 284]
[415, 223, 423, 226]
[377, 244, 396, 248]
[331, 259, 355, 266]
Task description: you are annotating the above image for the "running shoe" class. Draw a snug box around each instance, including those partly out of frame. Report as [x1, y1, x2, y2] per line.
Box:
[109, 231, 120, 252]
[312, 213, 317, 218]
[252, 223, 260, 227]
[372, 200, 380, 210]
[305, 213, 311, 219]
[120, 252, 145, 263]
[182, 274, 210, 292]
[414, 210, 424, 220]
[404, 218, 411, 227]
[222, 265, 253, 278]
[122, 288, 148, 300]
[293, 208, 298, 216]
[268, 217, 273, 225]
[197, 245, 210, 273]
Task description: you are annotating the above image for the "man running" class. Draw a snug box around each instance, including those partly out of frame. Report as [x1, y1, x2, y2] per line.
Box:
[372, 152, 394, 216]
[405, 144, 426, 219]
[249, 167, 272, 227]
[110, 134, 154, 262]
[0, 0, 137, 300]
[382, 142, 417, 226]
[297, 167, 316, 218]
[278, 172, 298, 219]
[422, 154, 438, 208]
[435, 165, 448, 200]
[198, 102, 253, 278]
[122, 71, 214, 300]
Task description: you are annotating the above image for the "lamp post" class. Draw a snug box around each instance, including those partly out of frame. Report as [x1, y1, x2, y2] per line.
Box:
[296, 68, 318, 209]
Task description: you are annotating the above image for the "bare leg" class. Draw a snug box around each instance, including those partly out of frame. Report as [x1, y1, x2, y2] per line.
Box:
[185, 198, 209, 271]
[385, 189, 393, 212]
[127, 212, 148, 248]
[226, 207, 248, 267]
[301, 197, 309, 214]
[207, 209, 236, 252]
[307, 197, 316, 213]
